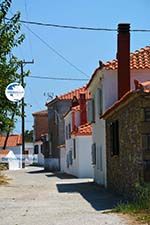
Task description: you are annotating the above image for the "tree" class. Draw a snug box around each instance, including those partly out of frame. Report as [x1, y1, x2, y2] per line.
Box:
[0, 0, 27, 134]
[24, 130, 33, 142]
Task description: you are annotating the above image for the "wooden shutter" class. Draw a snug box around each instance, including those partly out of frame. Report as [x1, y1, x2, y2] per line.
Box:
[97, 89, 103, 115]
[91, 143, 96, 165]
[87, 99, 95, 123]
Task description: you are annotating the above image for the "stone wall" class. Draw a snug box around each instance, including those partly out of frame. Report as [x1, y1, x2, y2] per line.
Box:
[106, 92, 150, 198]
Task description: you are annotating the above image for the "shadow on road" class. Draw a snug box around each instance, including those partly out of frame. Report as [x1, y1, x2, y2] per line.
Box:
[46, 173, 77, 179]
[27, 169, 46, 174]
[56, 181, 122, 211]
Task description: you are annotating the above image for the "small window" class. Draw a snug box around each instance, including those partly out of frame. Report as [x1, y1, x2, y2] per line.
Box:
[143, 160, 150, 182]
[73, 139, 76, 159]
[91, 143, 96, 165]
[87, 99, 95, 123]
[110, 120, 119, 156]
[144, 108, 150, 121]
[68, 124, 71, 139]
[142, 134, 150, 151]
[34, 145, 39, 154]
[65, 126, 68, 140]
[97, 88, 103, 116]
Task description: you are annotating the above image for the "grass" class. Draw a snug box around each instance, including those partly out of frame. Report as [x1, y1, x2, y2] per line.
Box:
[0, 173, 9, 185]
[0, 163, 9, 185]
[113, 183, 150, 224]
[113, 203, 150, 224]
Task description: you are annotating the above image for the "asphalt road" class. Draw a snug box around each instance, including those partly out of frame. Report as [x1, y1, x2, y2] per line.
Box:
[0, 166, 140, 225]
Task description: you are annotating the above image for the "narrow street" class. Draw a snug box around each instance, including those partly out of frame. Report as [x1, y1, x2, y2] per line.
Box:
[0, 167, 138, 225]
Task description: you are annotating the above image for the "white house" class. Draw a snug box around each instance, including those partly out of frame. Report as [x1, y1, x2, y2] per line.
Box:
[0, 149, 20, 170]
[0, 134, 23, 169]
[87, 23, 150, 187]
[63, 92, 94, 178]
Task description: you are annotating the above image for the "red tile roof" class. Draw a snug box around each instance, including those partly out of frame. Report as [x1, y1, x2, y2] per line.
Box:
[105, 46, 150, 70]
[0, 150, 10, 157]
[58, 86, 91, 100]
[72, 123, 92, 136]
[32, 110, 48, 116]
[72, 105, 80, 112]
[0, 135, 22, 147]
[87, 46, 150, 88]
[101, 80, 150, 119]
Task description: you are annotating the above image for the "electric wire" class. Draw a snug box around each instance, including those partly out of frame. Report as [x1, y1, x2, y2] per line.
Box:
[28, 75, 88, 81]
[21, 24, 89, 78]
[5, 17, 150, 32]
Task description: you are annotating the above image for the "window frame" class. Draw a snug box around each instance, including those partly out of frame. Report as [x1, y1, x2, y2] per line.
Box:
[110, 120, 119, 156]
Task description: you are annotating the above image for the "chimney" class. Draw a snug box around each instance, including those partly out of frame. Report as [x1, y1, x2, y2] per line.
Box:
[117, 23, 130, 99]
[79, 93, 87, 125]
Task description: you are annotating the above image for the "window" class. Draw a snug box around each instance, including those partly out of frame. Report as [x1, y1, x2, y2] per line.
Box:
[144, 108, 150, 121]
[87, 99, 95, 123]
[73, 139, 76, 159]
[68, 123, 71, 139]
[65, 126, 68, 140]
[142, 134, 150, 151]
[110, 120, 119, 156]
[91, 143, 96, 165]
[97, 88, 103, 116]
[69, 150, 73, 165]
[41, 144, 44, 155]
[34, 145, 39, 154]
[143, 160, 150, 182]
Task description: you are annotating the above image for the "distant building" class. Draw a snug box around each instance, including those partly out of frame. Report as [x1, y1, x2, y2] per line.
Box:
[45, 86, 88, 171]
[63, 92, 94, 178]
[0, 134, 22, 168]
[32, 110, 48, 166]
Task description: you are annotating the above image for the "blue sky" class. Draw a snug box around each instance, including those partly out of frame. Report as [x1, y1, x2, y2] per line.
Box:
[9, 0, 150, 133]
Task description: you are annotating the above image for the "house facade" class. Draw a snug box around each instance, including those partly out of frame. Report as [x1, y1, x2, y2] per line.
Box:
[0, 149, 20, 170]
[63, 91, 94, 178]
[102, 81, 150, 197]
[45, 86, 87, 171]
[87, 23, 150, 187]
[0, 134, 22, 168]
[32, 109, 48, 166]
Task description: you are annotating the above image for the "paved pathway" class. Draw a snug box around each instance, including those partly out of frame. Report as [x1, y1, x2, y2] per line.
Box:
[0, 166, 139, 225]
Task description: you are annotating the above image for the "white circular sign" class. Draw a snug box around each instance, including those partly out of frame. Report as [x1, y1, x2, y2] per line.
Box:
[5, 82, 25, 102]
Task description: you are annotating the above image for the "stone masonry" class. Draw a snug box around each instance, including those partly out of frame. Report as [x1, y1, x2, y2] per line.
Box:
[105, 91, 150, 198]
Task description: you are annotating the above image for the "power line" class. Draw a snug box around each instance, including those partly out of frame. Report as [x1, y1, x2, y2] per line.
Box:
[5, 17, 150, 32]
[28, 75, 88, 81]
[23, 24, 89, 78]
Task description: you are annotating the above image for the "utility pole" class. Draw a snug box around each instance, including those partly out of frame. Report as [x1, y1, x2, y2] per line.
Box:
[20, 60, 34, 168]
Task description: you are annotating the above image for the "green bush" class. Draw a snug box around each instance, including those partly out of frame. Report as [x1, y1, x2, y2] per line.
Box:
[133, 182, 150, 209]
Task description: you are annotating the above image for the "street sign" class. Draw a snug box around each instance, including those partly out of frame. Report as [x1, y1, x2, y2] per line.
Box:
[5, 82, 25, 102]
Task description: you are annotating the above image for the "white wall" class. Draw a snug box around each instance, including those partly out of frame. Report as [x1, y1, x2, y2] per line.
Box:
[89, 67, 150, 187]
[60, 146, 67, 172]
[0, 146, 22, 169]
[77, 136, 94, 178]
[7, 151, 20, 170]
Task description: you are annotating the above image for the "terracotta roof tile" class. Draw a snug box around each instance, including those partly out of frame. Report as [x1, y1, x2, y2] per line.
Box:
[105, 46, 150, 70]
[87, 46, 150, 88]
[58, 86, 91, 100]
[0, 135, 22, 147]
[72, 105, 80, 112]
[0, 150, 10, 157]
[72, 123, 92, 136]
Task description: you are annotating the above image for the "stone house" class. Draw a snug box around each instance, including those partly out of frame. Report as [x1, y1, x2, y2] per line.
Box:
[45, 86, 88, 171]
[86, 23, 150, 187]
[102, 81, 150, 197]
[32, 109, 48, 166]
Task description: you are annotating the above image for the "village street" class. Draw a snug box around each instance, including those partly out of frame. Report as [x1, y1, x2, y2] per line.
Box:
[0, 166, 140, 225]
